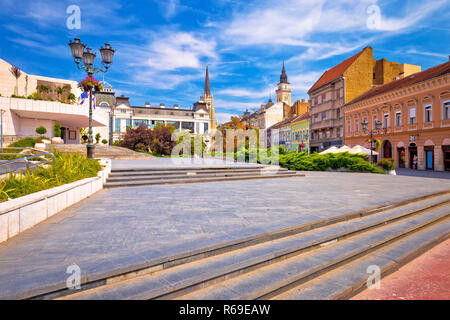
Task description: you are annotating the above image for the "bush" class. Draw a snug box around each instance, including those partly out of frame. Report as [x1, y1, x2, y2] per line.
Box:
[101, 139, 108, 144]
[276, 151, 385, 174]
[377, 158, 395, 171]
[120, 124, 176, 156]
[95, 133, 101, 144]
[0, 152, 102, 201]
[35, 126, 47, 135]
[112, 140, 123, 147]
[150, 124, 177, 155]
[9, 137, 44, 148]
[120, 126, 154, 152]
[54, 122, 62, 137]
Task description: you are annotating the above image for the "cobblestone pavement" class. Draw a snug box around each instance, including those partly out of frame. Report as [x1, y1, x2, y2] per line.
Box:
[0, 165, 449, 298]
[352, 239, 450, 300]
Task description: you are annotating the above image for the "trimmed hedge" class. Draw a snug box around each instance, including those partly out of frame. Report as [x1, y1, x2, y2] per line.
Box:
[232, 147, 385, 174]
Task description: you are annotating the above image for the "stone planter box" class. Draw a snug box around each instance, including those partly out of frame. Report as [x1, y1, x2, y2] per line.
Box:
[51, 137, 63, 144]
[0, 159, 111, 244]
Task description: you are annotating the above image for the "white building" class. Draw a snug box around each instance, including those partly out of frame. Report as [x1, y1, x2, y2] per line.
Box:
[0, 58, 108, 144]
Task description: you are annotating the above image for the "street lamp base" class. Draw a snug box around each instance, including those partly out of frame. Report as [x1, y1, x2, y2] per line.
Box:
[86, 144, 95, 159]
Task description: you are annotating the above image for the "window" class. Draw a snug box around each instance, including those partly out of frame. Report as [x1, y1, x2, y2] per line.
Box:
[336, 89, 340, 99]
[115, 119, 121, 132]
[355, 119, 359, 132]
[444, 102, 450, 120]
[126, 118, 132, 129]
[336, 109, 340, 119]
[322, 93, 326, 103]
[204, 122, 209, 132]
[373, 115, 378, 128]
[322, 112, 327, 120]
[409, 108, 416, 124]
[314, 97, 318, 105]
[120, 109, 126, 113]
[395, 112, 401, 126]
[424, 105, 432, 122]
[383, 114, 389, 128]
[347, 120, 351, 133]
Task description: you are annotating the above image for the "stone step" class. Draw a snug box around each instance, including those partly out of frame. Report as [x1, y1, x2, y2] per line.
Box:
[58, 193, 450, 300]
[272, 220, 450, 300]
[175, 204, 450, 300]
[107, 170, 293, 182]
[108, 167, 286, 177]
[104, 172, 302, 188]
[110, 165, 267, 173]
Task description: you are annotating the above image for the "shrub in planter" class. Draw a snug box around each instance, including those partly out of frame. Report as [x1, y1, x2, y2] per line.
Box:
[95, 133, 101, 144]
[35, 126, 47, 135]
[54, 122, 62, 137]
[101, 139, 108, 145]
[377, 158, 395, 171]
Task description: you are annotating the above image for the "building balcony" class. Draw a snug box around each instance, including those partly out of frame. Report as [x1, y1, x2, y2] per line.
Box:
[4, 96, 109, 128]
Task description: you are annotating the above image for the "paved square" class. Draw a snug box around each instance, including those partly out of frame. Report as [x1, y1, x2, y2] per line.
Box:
[0, 164, 449, 299]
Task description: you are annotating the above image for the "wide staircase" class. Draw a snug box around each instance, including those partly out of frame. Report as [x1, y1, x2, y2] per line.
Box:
[37, 190, 449, 300]
[104, 165, 301, 188]
[46, 144, 153, 160]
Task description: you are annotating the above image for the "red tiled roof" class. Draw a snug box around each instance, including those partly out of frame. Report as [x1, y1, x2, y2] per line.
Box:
[346, 60, 450, 106]
[308, 48, 367, 93]
[268, 112, 310, 130]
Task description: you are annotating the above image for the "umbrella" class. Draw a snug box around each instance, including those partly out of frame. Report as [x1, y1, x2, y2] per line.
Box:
[320, 146, 339, 154]
[349, 145, 379, 155]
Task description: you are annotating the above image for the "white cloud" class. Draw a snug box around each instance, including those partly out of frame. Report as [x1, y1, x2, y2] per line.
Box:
[216, 87, 274, 99]
[215, 112, 240, 124]
[136, 32, 217, 72]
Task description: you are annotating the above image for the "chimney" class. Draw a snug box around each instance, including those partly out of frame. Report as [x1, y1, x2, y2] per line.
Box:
[145, 102, 150, 107]
[160, 103, 165, 108]
[174, 104, 179, 109]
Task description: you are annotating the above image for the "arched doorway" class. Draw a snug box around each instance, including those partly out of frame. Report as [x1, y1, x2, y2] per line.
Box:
[382, 140, 392, 159]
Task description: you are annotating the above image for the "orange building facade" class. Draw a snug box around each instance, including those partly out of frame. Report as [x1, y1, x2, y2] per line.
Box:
[343, 60, 450, 171]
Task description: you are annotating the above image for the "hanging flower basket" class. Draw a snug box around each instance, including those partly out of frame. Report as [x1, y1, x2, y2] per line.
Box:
[78, 76, 103, 92]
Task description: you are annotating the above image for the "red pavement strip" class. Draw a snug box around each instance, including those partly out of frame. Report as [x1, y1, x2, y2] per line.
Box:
[352, 239, 450, 300]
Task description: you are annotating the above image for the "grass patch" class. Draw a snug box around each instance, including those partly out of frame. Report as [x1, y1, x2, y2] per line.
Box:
[0, 151, 102, 202]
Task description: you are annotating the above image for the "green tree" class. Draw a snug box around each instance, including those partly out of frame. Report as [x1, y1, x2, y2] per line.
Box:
[54, 122, 62, 137]
[36, 126, 47, 135]
[95, 133, 101, 144]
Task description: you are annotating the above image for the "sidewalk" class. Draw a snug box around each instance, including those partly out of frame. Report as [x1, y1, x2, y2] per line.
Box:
[352, 238, 450, 300]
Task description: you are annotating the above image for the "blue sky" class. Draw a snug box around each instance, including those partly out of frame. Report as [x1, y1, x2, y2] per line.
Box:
[1, 0, 449, 124]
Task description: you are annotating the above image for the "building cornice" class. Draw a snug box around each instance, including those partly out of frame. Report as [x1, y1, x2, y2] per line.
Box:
[343, 73, 450, 113]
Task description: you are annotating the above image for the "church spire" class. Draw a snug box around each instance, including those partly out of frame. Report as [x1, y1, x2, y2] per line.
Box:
[204, 64, 211, 96]
[280, 61, 288, 84]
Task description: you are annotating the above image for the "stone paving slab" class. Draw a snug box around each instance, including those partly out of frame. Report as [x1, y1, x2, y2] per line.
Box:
[111, 158, 261, 170]
[0, 167, 449, 299]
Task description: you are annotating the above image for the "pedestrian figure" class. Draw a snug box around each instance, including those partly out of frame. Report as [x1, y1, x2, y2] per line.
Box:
[413, 155, 418, 170]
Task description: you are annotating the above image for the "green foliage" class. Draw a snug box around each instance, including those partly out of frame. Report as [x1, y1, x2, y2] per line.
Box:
[27, 92, 42, 100]
[112, 140, 123, 146]
[35, 126, 47, 135]
[377, 158, 395, 171]
[54, 122, 62, 137]
[278, 151, 385, 174]
[9, 137, 46, 148]
[95, 133, 101, 144]
[101, 139, 108, 145]
[11, 94, 26, 99]
[0, 152, 102, 202]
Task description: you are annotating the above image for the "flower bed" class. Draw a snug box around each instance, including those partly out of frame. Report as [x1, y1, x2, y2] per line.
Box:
[0, 152, 102, 201]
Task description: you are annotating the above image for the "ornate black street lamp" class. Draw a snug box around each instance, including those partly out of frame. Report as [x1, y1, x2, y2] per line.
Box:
[362, 119, 382, 165]
[68, 37, 115, 158]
